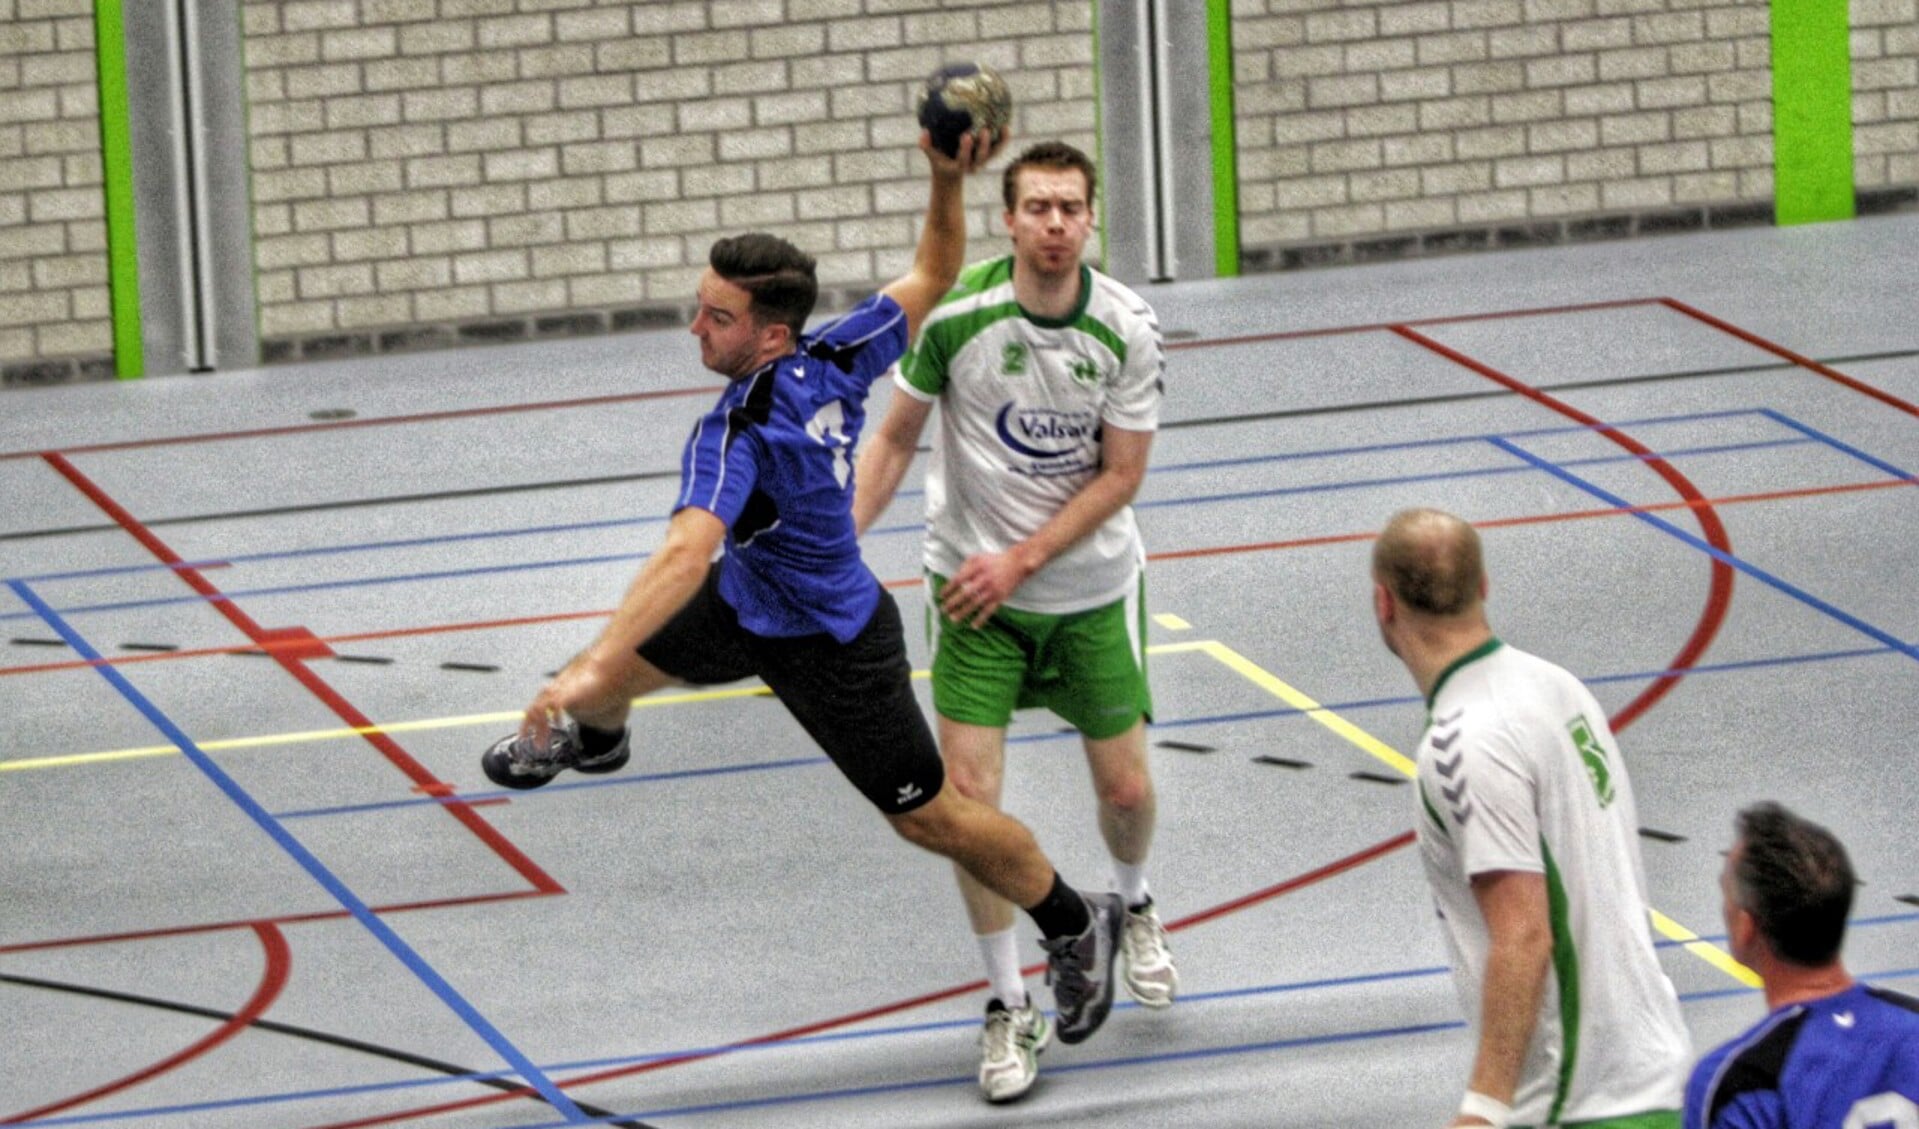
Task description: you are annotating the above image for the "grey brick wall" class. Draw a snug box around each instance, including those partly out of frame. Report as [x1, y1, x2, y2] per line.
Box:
[1231, 0, 1784, 269]
[0, 0, 113, 382]
[1853, 0, 1919, 192]
[242, 0, 1097, 362]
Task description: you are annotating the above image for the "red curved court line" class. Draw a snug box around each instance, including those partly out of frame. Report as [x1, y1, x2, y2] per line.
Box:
[1390, 325, 1737, 730]
[2, 923, 290, 1124]
[1659, 299, 1919, 419]
[0, 385, 724, 463]
[38, 453, 563, 897]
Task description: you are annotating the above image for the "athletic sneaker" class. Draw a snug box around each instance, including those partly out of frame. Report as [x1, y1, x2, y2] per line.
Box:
[1120, 899, 1179, 1008]
[1041, 891, 1124, 1044]
[977, 996, 1051, 1103]
[480, 723, 629, 790]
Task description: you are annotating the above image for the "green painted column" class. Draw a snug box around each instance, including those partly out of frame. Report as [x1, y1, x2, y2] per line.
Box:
[94, 0, 142, 377]
[1771, 0, 1855, 225]
[1207, 0, 1240, 277]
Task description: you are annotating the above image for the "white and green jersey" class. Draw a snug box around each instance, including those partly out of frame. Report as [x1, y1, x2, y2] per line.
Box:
[894, 256, 1163, 614]
[1415, 639, 1690, 1126]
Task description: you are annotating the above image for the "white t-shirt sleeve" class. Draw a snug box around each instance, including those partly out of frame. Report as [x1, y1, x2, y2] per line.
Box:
[1453, 729, 1546, 878]
[1101, 304, 1163, 431]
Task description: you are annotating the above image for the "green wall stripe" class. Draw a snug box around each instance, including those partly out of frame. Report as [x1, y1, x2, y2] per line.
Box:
[1771, 0, 1855, 226]
[93, 0, 142, 378]
[1207, 0, 1240, 278]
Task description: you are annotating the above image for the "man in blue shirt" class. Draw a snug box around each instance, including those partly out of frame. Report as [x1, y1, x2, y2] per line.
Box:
[479, 128, 1127, 1048]
[1685, 802, 1919, 1129]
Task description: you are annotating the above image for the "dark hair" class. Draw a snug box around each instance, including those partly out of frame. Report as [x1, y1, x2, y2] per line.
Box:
[1002, 140, 1098, 212]
[707, 233, 818, 336]
[1372, 508, 1484, 616]
[1732, 802, 1855, 966]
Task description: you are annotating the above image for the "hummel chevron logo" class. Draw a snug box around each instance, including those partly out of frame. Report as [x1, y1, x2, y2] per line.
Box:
[1431, 729, 1460, 752]
[1435, 708, 1463, 725]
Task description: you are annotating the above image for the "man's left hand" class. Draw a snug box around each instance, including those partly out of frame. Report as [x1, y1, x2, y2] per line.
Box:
[940, 549, 1033, 627]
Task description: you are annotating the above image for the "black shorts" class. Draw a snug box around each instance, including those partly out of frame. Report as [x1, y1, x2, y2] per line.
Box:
[637, 570, 945, 814]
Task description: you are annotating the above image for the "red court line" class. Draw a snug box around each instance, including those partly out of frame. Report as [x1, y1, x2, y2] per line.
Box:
[0, 385, 723, 463]
[38, 453, 563, 897]
[0, 889, 555, 957]
[9, 477, 1908, 683]
[1660, 298, 1919, 419]
[0, 299, 1652, 466]
[2, 923, 290, 1124]
[1163, 297, 1659, 352]
[1390, 325, 1738, 731]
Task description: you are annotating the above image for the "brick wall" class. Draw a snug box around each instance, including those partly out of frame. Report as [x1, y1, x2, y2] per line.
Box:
[1231, 0, 1784, 269]
[241, 0, 1097, 363]
[1853, 0, 1919, 191]
[0, 0, 113, 383]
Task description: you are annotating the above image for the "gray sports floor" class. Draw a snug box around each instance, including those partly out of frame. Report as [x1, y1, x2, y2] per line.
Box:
[3, 215, 1916, 1129]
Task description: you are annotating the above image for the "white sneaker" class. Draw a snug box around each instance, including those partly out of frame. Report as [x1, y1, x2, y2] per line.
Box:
[977, 996, 1051, 1103]
[1120, 899, 1179, 1008]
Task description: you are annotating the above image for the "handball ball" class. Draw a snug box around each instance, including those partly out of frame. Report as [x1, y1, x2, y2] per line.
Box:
[917, 62, 1013, 158]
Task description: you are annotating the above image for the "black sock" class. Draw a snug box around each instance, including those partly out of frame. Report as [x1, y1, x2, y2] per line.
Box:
[1026, 872, 1092, 940]
[577, 722, 626, 756]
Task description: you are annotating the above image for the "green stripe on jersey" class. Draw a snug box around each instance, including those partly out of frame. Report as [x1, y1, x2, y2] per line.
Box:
[1543, 842, 1581, 1125]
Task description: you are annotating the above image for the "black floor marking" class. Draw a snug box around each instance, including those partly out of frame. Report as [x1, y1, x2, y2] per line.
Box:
[1897, 894, 1919, 909]
[9, 637, 66, 647]
[1638, 827, 1687, 844]
[439, 662, 500, 673]
[333, 653, 394, 664]
[4, 345, 1912, 544]
[0, 971, 659, 1129]
[1349, 770, 1408, 786]
[1156, 740, 1216, 753]
[1252, 754, 1311, 769]
[118, 642, 178, 652]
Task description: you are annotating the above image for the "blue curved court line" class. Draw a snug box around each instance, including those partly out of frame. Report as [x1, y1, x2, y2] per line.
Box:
[0, 435, 1820, 625]
[259, 642, 1899, 821]
[1489, 436, 1919, 665]
[1, 406, 1776, 590]
[3, 579, 593, 1126]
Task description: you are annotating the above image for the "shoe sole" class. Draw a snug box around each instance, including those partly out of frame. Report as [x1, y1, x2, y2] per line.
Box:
[481, 749, 557, 790]
[573, 748, 630, 775]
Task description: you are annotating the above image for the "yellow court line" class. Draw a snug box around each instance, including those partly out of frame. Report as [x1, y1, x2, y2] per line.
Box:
[1170, 638, 1757, 987]
[1153, 613, 1192, 631]
[1158, 639, 1416, 776]
[1, 682, 780, 773]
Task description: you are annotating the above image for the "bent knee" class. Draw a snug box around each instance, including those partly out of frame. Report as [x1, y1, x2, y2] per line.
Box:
[1098, 771, 1153, 814]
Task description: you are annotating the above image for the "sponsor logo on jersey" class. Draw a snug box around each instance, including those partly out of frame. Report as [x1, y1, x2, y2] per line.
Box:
[1069, 358, 1101, 386]
[994, 402, 1098, 459]
[1568, 713, 1616, 807]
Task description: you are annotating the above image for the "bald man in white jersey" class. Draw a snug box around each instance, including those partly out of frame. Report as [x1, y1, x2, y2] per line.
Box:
[1372, 508, 1690, 1129]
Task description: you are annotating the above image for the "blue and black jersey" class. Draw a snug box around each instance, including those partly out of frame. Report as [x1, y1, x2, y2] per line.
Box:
[1685, 982, 1919, 1129]
[674, 293, 907, 643]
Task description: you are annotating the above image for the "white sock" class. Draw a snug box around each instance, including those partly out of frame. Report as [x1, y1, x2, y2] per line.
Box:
[1113, 861, 1150, 909]
[978, 927, 1026, 1008]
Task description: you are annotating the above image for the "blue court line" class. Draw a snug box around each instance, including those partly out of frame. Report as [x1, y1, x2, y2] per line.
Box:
[1755, 407, 1916, 480]
[273, 755, 831, 820]
[18, 515, 666, 584]
[257, 640, 1901, 821]
[1488, 436, 1919, 664]
[0, 434, 1824, 626]
[0, 406, 1795, 591]
[2, 579, 592, 1126]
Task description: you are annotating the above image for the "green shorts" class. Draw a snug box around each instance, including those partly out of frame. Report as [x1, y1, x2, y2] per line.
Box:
[1521, 1110, 1680, 1129]
[926, 572, 1152, 739]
